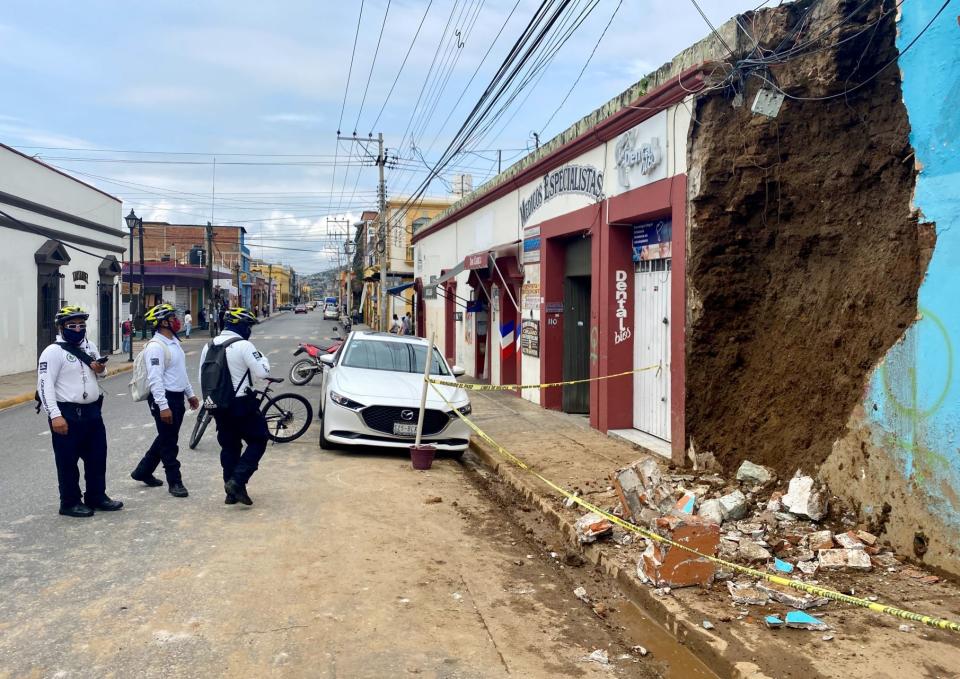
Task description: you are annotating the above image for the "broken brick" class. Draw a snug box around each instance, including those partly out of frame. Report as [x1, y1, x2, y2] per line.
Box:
[808, 530, 835, 551]
[640, 515, 719, 588]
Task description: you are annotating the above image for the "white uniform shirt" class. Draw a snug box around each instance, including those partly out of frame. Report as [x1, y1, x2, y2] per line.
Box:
[37, 335, 103, 419]
[198, 330, 271, 396]
[144, 333, 194, 409]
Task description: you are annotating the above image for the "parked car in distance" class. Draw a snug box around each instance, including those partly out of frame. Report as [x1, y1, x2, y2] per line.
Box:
[294, 304, 307, 314]
[278, 303, 294, 311]
[317, 331, 471, 453]
[323, 305, 339, 320]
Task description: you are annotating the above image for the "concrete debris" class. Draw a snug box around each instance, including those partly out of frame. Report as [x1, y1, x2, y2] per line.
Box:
[581, 649, 609, 665]
[807, 530, 835, 551]
[784, 610, 830, 631]
[899, 624, 913, 633]
[855, 529, 878, 546]
[727, 580, 770, 605]
[900, 567, 940, 584]
[631, 645, 649, 657]
[640, 515, 719, 588]
[822, 634, 834, 641]
[736, 461, 776, 485]
[612, 466, 645, 520]
[702, 620, 715, 630]
[563, 494, 578, 509]
[575, 512, 614, 544]
[675, 491, 696, 514]
[718, 490, 750, 521]
[794, 549, 816, 562]
[574, 586, 590, 603]
[697, 498, 725, 525]
[818, 549, 872, 570]
[636, 458, 662, 490]
[757, 582, 830, 610]
[834, 531, 865, 550]
[782, 473, 829, 521]
[797, 560, 818, 575]
[424, 496, 443, 504]
[766, 491, 784, 512]
[738, 541, 772, 563]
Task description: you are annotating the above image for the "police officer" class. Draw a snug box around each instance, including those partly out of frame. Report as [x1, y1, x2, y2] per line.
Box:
[37, 306, 123, 517]
[131, 303, 200, 497]
[198, 307, 271, 505]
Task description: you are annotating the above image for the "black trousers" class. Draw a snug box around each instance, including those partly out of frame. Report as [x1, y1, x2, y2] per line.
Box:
[213, 395, 269, 485]
[50, 399, 107, 507]
[135, 391, 186, 484]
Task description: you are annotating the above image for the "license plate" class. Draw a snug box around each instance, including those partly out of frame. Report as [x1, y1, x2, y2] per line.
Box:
[393, 422, 418, 436]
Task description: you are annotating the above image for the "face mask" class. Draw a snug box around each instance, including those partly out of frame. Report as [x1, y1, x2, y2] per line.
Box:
[168, 318, 182, 334]
[225, 323, 252, 340]
[62, 327, 86, 344]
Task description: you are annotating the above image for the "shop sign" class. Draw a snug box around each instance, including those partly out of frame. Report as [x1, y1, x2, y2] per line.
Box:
[72, 270, 88, 289]
[614, 270, 631, 344]
[423, 285, 437, 299]
[614, 130, 661, 189]
[519, 164, 604, 227]
[464, 253, 487, 269]
[521, 282, 540, 311]
[545, 302, 564, 314]
[520, 319, 540, 357]
[632, 219, 672, 261]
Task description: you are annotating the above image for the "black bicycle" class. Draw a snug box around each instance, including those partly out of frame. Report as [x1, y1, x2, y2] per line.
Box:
[188, 377, 313, 449]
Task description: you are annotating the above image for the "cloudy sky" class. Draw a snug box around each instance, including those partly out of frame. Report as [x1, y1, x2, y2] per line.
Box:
[1, 0, 759, 272]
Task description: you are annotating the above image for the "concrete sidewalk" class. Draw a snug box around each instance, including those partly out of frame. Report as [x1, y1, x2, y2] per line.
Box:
[467, 389, 960, 679]
[0, 311, 290, 411]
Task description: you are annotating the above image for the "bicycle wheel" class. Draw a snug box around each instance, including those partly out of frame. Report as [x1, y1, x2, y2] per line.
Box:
[189, 407, 212, 449]
[261, 393, 313, 443]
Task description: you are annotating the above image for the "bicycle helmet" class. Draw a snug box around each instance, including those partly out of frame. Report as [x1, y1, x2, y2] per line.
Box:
[144, 303, 177, 327]
[54, 305, 89, 325]
[223, 307, 259, 325]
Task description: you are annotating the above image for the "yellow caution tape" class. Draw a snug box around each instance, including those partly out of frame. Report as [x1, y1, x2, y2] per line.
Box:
[430, 382, 960, 633]
[427, 365, 660, 391]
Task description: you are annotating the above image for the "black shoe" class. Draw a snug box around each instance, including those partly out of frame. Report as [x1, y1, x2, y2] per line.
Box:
[168, 482, 189, 498]
[224, 479, 252, 506]
[131, 470, 164, 487]
[59, 503, 94, 518]
[86, 496, 124, 511]
[224, 493, 238, 505]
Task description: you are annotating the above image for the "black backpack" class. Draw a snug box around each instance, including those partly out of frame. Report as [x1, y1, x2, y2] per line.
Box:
[199, 337, 246, 409]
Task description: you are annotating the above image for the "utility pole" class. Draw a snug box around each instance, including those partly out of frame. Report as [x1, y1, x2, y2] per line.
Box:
[268, 263, 273, 315]
[206, 221, 215, 337]
[138, 219, 146, 339]
[498, 149, 502, 174]
[338, 132, 388, 331]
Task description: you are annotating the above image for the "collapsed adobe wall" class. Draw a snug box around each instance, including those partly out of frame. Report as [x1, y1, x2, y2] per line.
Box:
[684, 0, 933, 479]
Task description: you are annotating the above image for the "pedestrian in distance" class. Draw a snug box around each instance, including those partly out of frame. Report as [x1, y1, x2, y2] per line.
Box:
[390, 314, 401, 334]
[402, 313, 413, 335]
[121, 315, 133, 354]
[130, 304, 199, 497]
[183, 309, 192, 338]
[36, 306, 123, 518]
[198, 307, 206, 330]
[198, 307, 271, 506]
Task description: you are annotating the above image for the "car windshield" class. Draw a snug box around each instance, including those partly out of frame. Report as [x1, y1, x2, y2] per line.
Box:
[340, 339, 450, 376]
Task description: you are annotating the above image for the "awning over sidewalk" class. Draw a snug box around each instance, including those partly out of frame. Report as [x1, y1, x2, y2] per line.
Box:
[386, 282, 414, 295]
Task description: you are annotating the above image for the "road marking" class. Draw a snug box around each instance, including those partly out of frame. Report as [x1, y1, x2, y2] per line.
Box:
[37, 431, 50, 436]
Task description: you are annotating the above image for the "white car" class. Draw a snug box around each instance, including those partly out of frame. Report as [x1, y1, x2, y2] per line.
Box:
[317, 332, 472, 454]
[322, 305, 339, 320]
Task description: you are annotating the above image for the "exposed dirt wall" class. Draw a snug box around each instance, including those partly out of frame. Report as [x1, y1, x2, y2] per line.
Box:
[685, 0, 930, 478]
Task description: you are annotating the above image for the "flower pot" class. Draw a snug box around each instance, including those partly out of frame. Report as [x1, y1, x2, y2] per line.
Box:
[409, 444, 437, 470]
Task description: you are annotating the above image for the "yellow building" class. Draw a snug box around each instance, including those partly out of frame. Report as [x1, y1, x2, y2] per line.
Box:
[361, 197, 454, 329]
[250, 260, 293, 308]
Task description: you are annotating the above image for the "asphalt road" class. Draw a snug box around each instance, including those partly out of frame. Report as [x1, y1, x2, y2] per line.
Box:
[0, 311, 662, 678]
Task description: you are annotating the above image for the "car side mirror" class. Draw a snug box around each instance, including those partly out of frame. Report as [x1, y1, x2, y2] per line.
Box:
[452, 366, 466, 377]
[319, 354, 335, 366]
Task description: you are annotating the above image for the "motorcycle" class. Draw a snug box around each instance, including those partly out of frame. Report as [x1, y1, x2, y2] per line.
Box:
[289, 338, 343, 386]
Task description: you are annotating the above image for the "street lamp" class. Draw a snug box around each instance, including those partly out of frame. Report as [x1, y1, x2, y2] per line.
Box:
[124, 209, 146, 342]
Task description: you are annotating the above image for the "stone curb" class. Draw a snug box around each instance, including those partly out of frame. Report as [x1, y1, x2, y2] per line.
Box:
[469, 435, 773, 679]
[0, 363, 134, 413]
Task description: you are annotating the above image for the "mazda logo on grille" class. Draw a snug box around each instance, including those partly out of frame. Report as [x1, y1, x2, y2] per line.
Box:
[400, 409, 415, 421]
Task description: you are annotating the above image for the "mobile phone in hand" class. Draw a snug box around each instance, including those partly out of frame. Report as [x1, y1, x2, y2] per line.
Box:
[96, 356, 109, 364]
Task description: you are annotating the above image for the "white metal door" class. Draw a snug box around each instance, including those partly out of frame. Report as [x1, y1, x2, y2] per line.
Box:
[633, 259, 671, 441]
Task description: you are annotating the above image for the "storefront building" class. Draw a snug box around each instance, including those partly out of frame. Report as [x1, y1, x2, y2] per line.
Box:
[414, 66, 700, 462]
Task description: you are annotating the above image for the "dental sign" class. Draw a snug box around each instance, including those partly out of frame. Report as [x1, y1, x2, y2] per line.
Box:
[614, 129, 662, 189]
[519, 164, 604, 227]
[614, 270, 630, 344]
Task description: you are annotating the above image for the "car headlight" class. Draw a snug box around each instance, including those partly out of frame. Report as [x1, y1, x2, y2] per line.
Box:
[453, 403, 472, 417]
[330, 391, 365, 410]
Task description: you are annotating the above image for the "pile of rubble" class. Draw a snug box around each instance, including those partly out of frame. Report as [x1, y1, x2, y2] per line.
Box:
[563, 456, 928, 631]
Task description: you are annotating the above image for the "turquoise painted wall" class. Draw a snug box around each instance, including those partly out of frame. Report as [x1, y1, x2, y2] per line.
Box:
[865, 2, 960, 521]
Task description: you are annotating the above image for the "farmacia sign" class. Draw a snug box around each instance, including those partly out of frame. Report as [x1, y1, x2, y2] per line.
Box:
[520, 164, 604, 227]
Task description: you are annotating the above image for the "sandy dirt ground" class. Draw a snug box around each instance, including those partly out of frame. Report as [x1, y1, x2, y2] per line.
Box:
[0, 429, 670, 678]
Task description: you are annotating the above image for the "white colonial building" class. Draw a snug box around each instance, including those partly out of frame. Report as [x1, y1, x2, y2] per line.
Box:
[0, 143, 125, 376]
